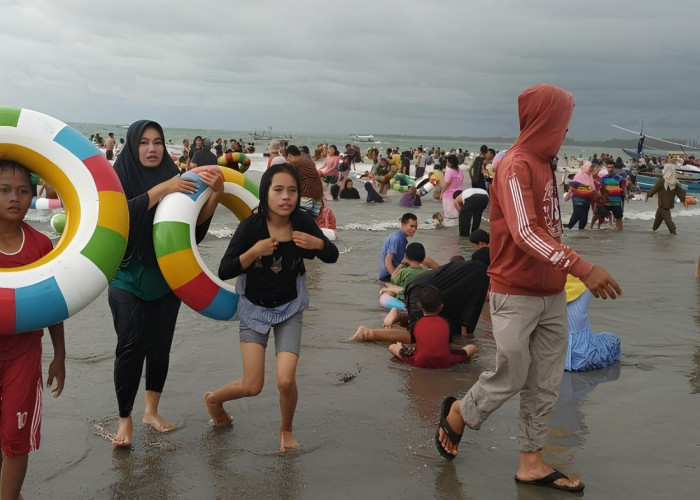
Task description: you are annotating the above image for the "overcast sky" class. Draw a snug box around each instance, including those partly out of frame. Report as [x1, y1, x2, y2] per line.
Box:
[1, 0, 698, 141]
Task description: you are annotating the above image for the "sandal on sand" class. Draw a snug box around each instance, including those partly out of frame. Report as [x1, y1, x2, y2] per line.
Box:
[514, 469, 585, 492]
[435, 396, 462, 461]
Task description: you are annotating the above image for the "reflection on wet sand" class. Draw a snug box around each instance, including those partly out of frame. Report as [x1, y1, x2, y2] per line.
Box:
[690, 282, 700, 393]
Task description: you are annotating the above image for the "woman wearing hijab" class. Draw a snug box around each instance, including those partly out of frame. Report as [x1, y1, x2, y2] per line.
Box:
[339, 178, 360, 199]
[365, 181, 384, 203]
[564, 160, 596, 230]
[440, 154, 464, 226]
[645, 162, 687, 234]
[109, 120, 223, 447]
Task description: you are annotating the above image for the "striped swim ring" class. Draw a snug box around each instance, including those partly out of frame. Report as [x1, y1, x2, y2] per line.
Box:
[0, 107, 129, 335]
[415, 175, 437, 197]
[217, 152, 251, 174]
[153, 166, 259, 320]
[390, 173, 416, 193]
[30, 196, 63, 210]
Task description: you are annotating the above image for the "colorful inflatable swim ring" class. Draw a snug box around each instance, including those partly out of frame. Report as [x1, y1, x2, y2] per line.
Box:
[153, 166, 259, 320]
[415, 175, 437, 197]
[0, 107, 129, 335]
[390, 173, 416, 193]
[217, 152, 251, 174]
[30, 196, 63, 210]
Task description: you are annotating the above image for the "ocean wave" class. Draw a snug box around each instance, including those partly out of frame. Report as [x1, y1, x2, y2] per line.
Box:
[339, 220, 436, 231]
[208, 228, 234, 238]
[623, 209, 700, 221]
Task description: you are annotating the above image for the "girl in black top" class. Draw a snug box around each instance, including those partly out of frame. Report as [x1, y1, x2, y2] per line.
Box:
[204, 163, 338, 452]
[339, 179, 361, 199]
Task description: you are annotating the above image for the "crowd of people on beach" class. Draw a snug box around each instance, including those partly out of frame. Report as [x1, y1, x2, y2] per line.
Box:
[8, 83, 700, 498]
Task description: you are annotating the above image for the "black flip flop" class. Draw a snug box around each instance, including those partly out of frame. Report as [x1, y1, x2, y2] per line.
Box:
[514, 469, 585, 492]
[435, 396, 462, 461]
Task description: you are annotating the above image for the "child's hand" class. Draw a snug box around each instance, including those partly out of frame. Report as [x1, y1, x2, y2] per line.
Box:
[253, 238, 277, 257]
[292, 231, 323, 251]
[47, 358, 66, 398]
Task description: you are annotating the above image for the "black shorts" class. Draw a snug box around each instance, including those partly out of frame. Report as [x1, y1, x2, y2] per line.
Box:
[608, 205, 623, 219]
[595, 206, 610, 217]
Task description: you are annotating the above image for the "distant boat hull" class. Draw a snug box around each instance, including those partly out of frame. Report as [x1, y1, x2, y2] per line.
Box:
[637, 173, 700, 193]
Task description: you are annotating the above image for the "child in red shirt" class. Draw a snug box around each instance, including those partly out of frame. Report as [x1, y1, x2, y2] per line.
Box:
[389, 286, 477, 368]
[0, 160, 66, 500]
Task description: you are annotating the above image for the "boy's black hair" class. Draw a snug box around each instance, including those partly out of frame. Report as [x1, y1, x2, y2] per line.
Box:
[453, 189, 463, 200]
[300, 145, 310, 154]
[418, 285, 442, 314]
[286, 145, 301, 156]
[404, 242, 425, 263]
[468, 229, 490, 245]
[400, 212, 417, 224]
[0, 160, 32, 187]
[330, 184, 340, 200]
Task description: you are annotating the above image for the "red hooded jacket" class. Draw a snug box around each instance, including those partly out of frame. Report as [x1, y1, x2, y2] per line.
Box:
[488, 84, 593, 296]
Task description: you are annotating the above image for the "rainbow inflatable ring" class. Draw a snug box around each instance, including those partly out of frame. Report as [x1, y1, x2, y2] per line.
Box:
[217, 152, 251, 174]
[153, 166, 259, 320]
[0, 107, 129, 335]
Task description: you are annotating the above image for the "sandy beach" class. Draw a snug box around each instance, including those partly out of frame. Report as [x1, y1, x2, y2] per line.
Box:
[22, 173, 700, 499]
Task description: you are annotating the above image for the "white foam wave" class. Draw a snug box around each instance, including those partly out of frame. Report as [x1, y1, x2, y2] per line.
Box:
[339, 220, 435, 231]
[623, 209, 700, 221]
[208, 228, 234, 238]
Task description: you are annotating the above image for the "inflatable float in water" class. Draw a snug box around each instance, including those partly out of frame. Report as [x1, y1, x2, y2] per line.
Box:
[0, 107, 129, 334]
[414, 175, 437, 197]
[390, 173, 415, 193]
[30, 196, 63, 210]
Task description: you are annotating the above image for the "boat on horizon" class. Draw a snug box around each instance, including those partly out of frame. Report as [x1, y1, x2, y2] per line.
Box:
[249, 125, 293, 142]
[349, 134, 375, 143]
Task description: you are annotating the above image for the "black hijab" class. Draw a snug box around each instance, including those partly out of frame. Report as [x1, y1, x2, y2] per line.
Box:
[113, 120, 179, 267]
[365, 181, 384, 203]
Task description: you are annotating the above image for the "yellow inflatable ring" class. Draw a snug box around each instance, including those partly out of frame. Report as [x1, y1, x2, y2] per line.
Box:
[0, 108, 129, 334]
[153, 166, 259, 320]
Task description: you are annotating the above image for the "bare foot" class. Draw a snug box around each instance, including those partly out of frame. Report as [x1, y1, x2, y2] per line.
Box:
[279, 429, 299, 453]
[383, 308, 400, 328]
[143, 411, 176, 433]
[349, 325, 374, 341]
[112, 416, 133, 447]
[438, 400, 466, 458]
[204, 392, 233, 426]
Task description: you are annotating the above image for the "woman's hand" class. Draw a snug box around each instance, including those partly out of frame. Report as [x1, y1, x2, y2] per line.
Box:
[163, 175, 197, 195]
[199, 170, 224, 194]
[292, 231, 323, 251]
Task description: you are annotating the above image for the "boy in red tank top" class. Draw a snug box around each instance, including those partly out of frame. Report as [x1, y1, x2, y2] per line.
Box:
[389, 286, 477, 369]
[0, 160, 66, 500]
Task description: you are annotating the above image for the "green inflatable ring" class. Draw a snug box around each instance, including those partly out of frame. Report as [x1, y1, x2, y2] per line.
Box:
[390, 173, 416, 192]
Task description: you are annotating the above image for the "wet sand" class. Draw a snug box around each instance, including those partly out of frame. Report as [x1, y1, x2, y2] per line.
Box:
[25, 188, 700, 499]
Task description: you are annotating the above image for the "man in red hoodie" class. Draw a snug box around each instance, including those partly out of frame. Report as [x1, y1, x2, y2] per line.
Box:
[435, 84, 621, 492]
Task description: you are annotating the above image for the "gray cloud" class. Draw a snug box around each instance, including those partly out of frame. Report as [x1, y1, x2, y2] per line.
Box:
[1, 0, 698, 142]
